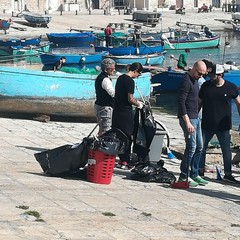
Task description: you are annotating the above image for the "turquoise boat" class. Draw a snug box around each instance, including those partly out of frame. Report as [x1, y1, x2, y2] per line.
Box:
[162, 35, 220, 50]
[0, 66, 151, 119]
[0, 43, 50, 63]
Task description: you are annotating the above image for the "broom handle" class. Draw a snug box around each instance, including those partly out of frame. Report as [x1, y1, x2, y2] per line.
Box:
[87, 123, 99, 138]
[135, 85, 145, 102]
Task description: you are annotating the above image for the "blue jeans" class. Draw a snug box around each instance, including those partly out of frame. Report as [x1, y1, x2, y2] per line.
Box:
[179, 118, 203, 179]
[199, 130, 232, 175]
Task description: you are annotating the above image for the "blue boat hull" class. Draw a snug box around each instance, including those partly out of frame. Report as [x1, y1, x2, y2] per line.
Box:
[95, 44, 163, 56]
[47, 32, 95, 47]
[0, 37, 41, 47]
[151, 70, 240, 93]
[40, 51, 107, 65]
[0, 66, 151, 118]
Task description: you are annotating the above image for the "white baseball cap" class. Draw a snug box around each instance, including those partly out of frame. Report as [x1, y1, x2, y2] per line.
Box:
[210, 64, 224, 75]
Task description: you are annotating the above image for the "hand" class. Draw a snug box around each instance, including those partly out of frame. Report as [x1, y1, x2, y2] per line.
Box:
[137, 101, 144, 109]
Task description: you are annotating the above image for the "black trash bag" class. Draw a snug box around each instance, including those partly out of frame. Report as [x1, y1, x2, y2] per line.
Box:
[131, 162, 158, 182]
[34, 137, 93, 176]
[154, 170, 176, 184]
[131, 161, 176, 184]
[132, 103, 156, 163]
[92, 128, 129, 155]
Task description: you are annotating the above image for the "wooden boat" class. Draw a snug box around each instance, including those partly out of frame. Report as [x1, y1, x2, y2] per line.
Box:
[40, 51, 108, 65]
[96, 28, 220, 51]
[47, 32, 95, 47]
[0, 43, 50, 63]
[138, 21, 220, 50]
[107, 53, 165, 66]
[0, 36, 41, 47]
[162, 34, 220, 50]
[95, 43, 163, 56]
[22, 11, 51, 27]
[151, 69, 240, 93]
[0, 66, 151, 119]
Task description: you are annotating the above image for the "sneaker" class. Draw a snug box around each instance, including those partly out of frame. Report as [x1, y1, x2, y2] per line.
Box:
[179, 177, 198, 187]
[116, 161, 135, 170]
[188, 178, 199, 187]
[116, 161, 128, 170]
[223, 175, 239, 184]
[192, 176, 208, 185]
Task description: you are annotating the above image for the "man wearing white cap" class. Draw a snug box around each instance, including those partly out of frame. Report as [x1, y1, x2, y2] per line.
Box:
[199, 64, 240, 183]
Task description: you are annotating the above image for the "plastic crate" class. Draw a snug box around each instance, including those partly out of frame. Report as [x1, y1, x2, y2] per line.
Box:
[87, 149, 116, 184]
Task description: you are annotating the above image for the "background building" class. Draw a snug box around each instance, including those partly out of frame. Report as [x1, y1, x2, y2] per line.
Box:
[0, 0, 238, 14]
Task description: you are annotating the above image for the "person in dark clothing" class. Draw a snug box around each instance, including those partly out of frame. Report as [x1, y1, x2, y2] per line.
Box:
[177, 60, 207, 187]
[53, 56, 66, 71]
[112, 62, 144, 169]
[199, 64, 240, 183]
[94, 58, 116, 136]
[132, 27, 142, 48]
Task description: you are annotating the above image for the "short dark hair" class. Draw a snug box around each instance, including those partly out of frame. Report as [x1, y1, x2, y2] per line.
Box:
[185, 49, 190, 53]
[128, 62, 143, 73]
[202, 59, 213, 69]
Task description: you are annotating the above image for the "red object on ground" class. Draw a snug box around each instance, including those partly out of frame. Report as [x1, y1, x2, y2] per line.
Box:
[87, 149, 116, 184]
[170, 181, 189, 189]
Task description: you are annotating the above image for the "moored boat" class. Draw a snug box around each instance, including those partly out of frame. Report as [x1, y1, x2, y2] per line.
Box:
[151, 69, 240, 93]
[0, 36, 41, 47]
[40, 51, 108, 65]
[95, 43, 163, 56]
[21, 11, 51, 27]
[47, 32, 95, 47]
[0, 66, 151, 119]
[107, 53, 165, 66]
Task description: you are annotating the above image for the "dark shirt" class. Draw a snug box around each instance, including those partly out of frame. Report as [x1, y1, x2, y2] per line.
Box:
[112, 74, 135, 136]
[178, 73, 199, 119]
[199, 80, 238, 131]
[95, 72, 114, 107]
[114, 74, 134, 111]
[54, 60, 64, 71]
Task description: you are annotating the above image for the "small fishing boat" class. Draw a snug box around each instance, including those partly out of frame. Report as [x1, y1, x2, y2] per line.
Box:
[0, 43, 50, 63]
[139, 22, 220, 50]
[107, 53, 165, 66]
[40, 51, 108, 65]
[151, 69, 240, 93]
[21, 11, 51, 27]
[0, 66, 151, 119]
[0, 36, 41, 47]
[47, 32, 95, 47]
[95, 43, 163, 56]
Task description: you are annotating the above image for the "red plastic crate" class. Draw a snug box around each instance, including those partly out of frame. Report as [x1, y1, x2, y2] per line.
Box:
[87, 149, 116, 184]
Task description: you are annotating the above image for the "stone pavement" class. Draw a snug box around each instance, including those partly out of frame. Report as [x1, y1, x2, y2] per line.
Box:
[0, 114, 239, 240]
